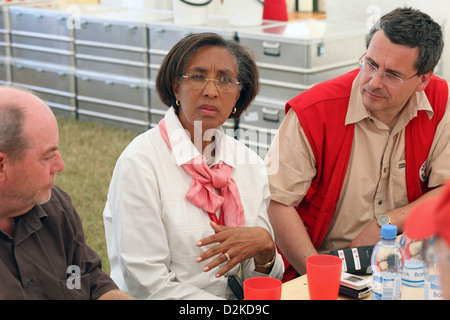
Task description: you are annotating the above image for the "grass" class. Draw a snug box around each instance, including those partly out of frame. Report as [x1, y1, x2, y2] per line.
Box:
[55, 116, 139, 275]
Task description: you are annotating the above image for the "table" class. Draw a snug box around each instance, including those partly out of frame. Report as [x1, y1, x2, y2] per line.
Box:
[281, 274, 424, 300]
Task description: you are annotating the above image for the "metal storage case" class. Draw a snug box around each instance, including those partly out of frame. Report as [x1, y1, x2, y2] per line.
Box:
[237, 19, 368, 101]
[10, 58, 75, 118]
[0, 3, 12, 84]
[0, 4, 8, 84]
[7, 1, 118, 118]
[0, 5, 9, 59]
[76, 69, 150, 132]
[236, 19, 368, 156]
[236, 97, 283, 157]
[74, 9, 169, 78]
[74, 8, 172, 132]
[9, 3, 74, 65]
[0, 56, 9, 85]
[1, 1, 55, 85]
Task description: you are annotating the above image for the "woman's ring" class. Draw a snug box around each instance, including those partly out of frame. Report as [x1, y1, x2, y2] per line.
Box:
[224, 252, 231, 261]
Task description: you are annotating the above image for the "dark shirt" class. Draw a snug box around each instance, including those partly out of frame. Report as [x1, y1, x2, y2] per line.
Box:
[0, 186, 118, 299]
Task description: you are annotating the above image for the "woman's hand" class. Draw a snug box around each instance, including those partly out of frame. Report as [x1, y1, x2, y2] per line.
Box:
[196, 221, 275, 277]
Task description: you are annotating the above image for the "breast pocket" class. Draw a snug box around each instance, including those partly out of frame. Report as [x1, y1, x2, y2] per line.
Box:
[391, 160, 408, 207]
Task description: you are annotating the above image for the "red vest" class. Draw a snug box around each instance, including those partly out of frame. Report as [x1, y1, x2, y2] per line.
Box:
[282, 69, 448, 282]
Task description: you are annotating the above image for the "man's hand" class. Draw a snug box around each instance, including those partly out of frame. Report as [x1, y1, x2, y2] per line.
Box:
[350, 219, 381, 247]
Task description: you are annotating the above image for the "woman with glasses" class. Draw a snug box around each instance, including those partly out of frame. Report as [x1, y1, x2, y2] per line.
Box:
[265, 7, 450, 282]
[103, 33, 283, 299]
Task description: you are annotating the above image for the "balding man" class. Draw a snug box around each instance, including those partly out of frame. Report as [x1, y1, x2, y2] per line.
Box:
[0, 86, 133, 299]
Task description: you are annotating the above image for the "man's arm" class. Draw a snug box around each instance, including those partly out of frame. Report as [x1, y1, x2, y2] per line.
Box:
[268, 200, 318, 275]
[98, 289, 135, 300]
[350, 186, 444, 247]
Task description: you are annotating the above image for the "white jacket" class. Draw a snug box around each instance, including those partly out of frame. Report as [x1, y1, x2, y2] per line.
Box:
[103, 107, 283, 299]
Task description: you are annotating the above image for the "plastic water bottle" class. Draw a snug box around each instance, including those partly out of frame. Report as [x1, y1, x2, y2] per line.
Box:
[400, 233, 425, 299]
[423, 236, 443, 300]
[371, 225, 404, 300]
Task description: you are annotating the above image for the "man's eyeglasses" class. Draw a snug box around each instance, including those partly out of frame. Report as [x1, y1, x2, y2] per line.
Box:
[180, 73, 241, 91]
[359, 53, 418, 88]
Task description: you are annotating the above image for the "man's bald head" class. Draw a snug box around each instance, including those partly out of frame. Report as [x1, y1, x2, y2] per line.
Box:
[0, 86, 54, 162]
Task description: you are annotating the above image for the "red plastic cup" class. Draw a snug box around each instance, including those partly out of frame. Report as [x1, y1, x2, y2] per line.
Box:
[306, 255, 342, 300]
[243, 277, 282, 300]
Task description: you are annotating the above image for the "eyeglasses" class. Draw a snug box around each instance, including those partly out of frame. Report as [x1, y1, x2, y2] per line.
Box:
[180, 73, 241, 91]
[359, 53, 418, 88]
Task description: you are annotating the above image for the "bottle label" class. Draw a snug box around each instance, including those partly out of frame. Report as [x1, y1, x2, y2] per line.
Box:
[424, 275, 443, 300]
[402, 260, 424, 288]
[373, 273, 402, 300]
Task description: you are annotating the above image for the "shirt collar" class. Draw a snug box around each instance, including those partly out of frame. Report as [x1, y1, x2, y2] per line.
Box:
[163, 107, 236, 168]
[14, 205, 47, 245]
[345, 73, 434, 126]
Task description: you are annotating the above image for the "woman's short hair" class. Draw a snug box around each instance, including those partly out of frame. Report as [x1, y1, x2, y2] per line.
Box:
[155, 32, 259, 119]
[366, 7, 443, 75]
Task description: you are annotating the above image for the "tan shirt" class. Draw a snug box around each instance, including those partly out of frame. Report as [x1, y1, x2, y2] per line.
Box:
[266, 74, 450, 253]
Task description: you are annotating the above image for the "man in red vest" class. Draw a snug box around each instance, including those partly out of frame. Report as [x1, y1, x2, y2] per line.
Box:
[265, 7, 450, 282]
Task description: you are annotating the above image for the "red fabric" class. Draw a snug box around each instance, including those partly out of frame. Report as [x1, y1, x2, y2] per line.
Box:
[280, 69, 448, 282]
[263, 0, 288, 21]
[405, 179, 450, 247]
[159, 119, 246, 228]
[405, 75, 449, 202]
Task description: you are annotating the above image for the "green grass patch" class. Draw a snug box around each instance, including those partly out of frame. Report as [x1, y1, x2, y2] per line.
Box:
[56, 116, 139, 275]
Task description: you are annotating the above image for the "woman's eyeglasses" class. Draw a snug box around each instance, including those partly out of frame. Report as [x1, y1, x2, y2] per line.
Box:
[180, 73, 241, 91]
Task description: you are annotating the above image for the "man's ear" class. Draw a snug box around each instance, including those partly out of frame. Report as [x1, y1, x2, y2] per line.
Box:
[415, 71, 434, 92]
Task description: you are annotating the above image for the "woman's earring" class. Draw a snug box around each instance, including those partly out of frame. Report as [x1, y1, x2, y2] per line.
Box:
[231, 107, 237, 114]
[176, 100, 181, 107]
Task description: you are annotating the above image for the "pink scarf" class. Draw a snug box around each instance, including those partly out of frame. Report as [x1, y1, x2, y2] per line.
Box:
[159, 119, 245, 227]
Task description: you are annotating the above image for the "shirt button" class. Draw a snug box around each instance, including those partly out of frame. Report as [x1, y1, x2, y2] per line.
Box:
[378, 200, 383, 205]
[27, 279, 33, 286]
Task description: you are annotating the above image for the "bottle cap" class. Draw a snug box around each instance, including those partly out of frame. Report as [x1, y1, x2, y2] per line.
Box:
[381, 224, 397, 240]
